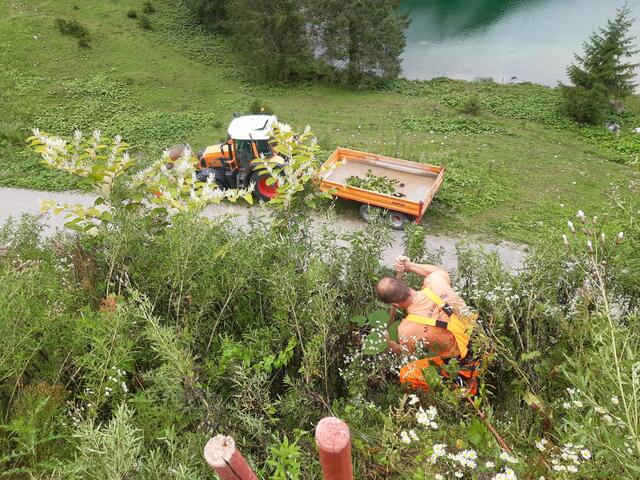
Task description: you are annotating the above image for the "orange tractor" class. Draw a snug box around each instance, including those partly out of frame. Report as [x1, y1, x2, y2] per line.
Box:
[194, 114, 280, 202]
[181, 114, 444, 229]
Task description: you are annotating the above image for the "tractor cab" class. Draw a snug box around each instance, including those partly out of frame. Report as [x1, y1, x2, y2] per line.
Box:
[197, 115, 279, 201]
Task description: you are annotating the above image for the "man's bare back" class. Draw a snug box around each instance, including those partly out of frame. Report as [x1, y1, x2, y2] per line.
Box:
[382, 257, 466, 357]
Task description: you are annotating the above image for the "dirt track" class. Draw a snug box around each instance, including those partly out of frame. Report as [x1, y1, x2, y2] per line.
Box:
[0, 186, 527, 271]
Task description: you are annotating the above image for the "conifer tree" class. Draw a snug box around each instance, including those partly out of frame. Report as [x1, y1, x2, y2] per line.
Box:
[567, 3, 639, 98]
[184, 0, 227, 30]
[226, 0, 314, 82]
[310, 0, 409, 84]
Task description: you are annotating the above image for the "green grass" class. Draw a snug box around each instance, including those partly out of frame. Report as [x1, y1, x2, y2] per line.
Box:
[0, 0, 638, 243]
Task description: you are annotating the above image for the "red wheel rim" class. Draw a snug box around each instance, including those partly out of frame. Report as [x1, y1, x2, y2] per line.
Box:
[257, 177, 278, 198]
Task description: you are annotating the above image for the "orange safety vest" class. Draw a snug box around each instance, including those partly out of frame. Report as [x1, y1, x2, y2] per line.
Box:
[404, 287, 477, 359]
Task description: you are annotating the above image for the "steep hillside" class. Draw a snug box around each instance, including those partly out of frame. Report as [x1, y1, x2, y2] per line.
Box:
[0, 0, 638, 242]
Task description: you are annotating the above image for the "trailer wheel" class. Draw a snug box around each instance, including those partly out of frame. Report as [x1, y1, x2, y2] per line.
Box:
[388, 211, 411, 231]
[359, 204, 382, 223]
[359, 205, 411, 230]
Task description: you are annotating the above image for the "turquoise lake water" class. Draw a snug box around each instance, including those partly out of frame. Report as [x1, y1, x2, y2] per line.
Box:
[401, 0, 640, 85]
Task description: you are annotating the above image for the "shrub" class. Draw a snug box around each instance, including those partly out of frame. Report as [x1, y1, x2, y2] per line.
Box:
[142, 1, 156, 14]
[54, 18, 89, 39]
[138, 15, 152, 30]
[459, 95, 481, 115]
[561, 83, 609, 124]
[249, 98, 273, 115]
[126, 9, 137, 19]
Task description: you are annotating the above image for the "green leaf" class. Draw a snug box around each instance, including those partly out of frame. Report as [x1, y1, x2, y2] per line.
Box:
[466, 418, 487, 447]
[243, 193, 254, 205]
[520, 351, 542, 362]
[64, 220, 84, 232]
[362, 331, 387, 355]
[368, 308, 390, 327]
[351, 315, 367, 327]
[387, 321, 400, 343]
[523, 390, 544, 412]
[101, 211, 113, 222]
[266, 176, 277, 186]
[94, 197, 105, 206]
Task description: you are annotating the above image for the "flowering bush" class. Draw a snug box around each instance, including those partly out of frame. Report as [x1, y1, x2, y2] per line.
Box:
[29, 129, 254, 234]
[252, 122, 336, 223]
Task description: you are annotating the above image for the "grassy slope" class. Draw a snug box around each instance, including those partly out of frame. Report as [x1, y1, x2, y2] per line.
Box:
[0, 0, 638, 243]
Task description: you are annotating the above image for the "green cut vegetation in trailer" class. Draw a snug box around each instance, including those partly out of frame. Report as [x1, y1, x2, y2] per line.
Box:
[346, 168, 401, 195]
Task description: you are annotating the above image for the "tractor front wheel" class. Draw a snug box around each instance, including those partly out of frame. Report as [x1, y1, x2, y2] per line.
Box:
[250, 170, 279, 202]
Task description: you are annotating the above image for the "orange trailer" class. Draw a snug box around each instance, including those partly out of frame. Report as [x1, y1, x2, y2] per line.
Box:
[319, 148, 445, 230]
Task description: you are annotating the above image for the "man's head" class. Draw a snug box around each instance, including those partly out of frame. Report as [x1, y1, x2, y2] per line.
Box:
[375, 277, 413, 308]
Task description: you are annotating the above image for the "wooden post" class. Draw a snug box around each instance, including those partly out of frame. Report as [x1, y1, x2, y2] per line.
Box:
[315, 417, 353, 480]
[203, 434, 258, 480]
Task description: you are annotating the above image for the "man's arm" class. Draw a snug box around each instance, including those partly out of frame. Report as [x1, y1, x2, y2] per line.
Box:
[395, 256, 451, 284]
[385, 322, 417, 354]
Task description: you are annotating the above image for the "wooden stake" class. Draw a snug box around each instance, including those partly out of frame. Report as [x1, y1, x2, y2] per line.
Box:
[315, 417, 353, 480]
[465, 397, 512, 453]
[204, 435, 258, 480]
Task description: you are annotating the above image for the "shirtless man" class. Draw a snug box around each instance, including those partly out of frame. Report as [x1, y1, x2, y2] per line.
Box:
[375, 256, 476, 391]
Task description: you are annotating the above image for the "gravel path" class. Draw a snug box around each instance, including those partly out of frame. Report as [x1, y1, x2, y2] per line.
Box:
[0, 186, 527, 271]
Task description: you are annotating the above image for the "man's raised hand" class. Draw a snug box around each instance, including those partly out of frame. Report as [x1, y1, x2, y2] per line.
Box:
[395, 255, 410, 273]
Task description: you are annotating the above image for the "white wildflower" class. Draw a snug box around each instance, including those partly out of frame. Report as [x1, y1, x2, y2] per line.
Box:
[435, 475, 444, 480]
[573, 400, 584, 408]
[567, 465, 578, 473]
[499, 451, 518, 464]
[432, 443, 446, 458]
[611, 396, 619, 405]
[454, 471, 463, 478]
[485, 461, 495, 468]
[399, 431, 411, 444]
[563, 402, 571, 409]
[408, 394, 420, 405]
[562, 234, 569, 246]
[576, 210, 586, 222]
[567, 220, 575, 233]
[580, 449, 591, 460]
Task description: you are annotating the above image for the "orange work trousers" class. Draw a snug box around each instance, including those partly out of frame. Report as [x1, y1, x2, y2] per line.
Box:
[399, 356, 480, 396]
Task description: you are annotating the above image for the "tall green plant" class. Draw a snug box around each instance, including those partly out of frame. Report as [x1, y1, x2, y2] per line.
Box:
[253, 122, 335, 224]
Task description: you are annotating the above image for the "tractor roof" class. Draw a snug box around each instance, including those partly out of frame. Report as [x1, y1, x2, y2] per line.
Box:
[228, 115, 278, 141]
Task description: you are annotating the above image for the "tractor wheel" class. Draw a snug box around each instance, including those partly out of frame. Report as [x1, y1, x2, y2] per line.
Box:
[250, 170, 278, 202]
